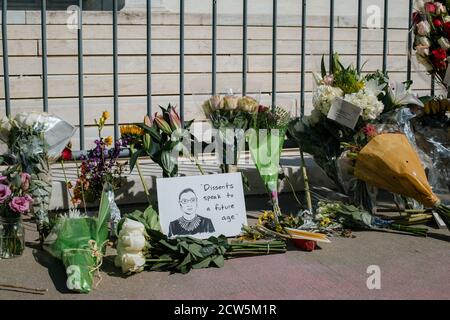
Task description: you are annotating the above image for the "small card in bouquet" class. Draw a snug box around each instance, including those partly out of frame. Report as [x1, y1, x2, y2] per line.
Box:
[327, 98, 362, 129]
[156, 173, 248, 239]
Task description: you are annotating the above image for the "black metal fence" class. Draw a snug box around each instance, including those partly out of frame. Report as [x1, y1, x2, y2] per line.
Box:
[1, 0, 421, 152]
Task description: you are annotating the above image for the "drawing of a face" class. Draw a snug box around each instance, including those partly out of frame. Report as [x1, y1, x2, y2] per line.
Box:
[179, 190, 198, 216]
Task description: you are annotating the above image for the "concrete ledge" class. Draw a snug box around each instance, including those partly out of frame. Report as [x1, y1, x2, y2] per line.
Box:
[49, 149, 333, 211]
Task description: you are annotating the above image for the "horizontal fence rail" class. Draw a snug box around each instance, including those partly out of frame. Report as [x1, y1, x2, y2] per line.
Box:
[0, 0, 437, 153]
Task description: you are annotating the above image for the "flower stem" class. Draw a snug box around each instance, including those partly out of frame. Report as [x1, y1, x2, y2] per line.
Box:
[73, 156, 88, 215]
[60, 160, 75, 206]
[135, 159, 151, 205]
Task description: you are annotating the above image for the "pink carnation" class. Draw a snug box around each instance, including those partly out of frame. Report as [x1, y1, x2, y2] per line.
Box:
[0, 176, 8, 184]
[9, 195, 33, 214]
[20, 173, 31, 191]
[0, 184, 12, 204]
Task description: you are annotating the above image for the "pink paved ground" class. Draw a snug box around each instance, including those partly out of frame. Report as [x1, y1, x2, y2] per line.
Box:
[1, 195, 449, 300]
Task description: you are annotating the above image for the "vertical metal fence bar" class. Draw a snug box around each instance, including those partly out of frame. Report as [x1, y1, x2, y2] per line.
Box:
[2, 0, 11, 116]
[382, 0, 388, 73]
[272, 0, 277, 107]
[113, 0, 119, 141]
[300, 0, 306, 116]
[242, 0, 248, 96]
[78, 1, 85, 150]
[407, 0, 413, 82]
[431, 74, 435, 96]
[41, 0, 48, 112]
[147, 0, 152, 116]
[180, 0, 185, 125]
[329, 0, 334, 70]
[356, 0, 363, 71]
[212, 0, 217, 95]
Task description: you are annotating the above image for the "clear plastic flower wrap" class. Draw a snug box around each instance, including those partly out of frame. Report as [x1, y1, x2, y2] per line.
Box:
[0, 112, 76, 244]
[411, 115, 450, 196]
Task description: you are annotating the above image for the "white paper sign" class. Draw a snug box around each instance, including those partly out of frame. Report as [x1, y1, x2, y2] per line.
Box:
[156, 173, 248, 239]
[327, 98, 362, 129]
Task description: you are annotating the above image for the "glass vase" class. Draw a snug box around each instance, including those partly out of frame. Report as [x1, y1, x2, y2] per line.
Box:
[0, 216, 25, 259]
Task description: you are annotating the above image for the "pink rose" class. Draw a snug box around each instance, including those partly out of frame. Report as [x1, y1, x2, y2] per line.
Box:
[425, 2, 436, 14]
[20, 173, 31, 191]
[9, 195, 33, 214]
[0, 176, 8, 184]
[0, 184, 12, 204]
[416, 21, 431, 36]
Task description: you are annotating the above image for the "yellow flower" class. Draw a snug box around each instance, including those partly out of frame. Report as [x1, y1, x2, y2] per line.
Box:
[104, 136, 113, 146]
[120, 125, 144, 137]
[320, 217, 331, 227]
[102, 111, 110, 120]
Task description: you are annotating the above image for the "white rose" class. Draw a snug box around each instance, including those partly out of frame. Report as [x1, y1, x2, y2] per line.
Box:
[438, 37, 450, 50]
[344, 90, 384, 121]
[415, 45, 430, 56]
[313, 85, 344, 115]
[416, 21, 431, 36]
[120, 218, 145, 235]
[436, 2, 447, 15]
[414, 0, 425, 11]
[223, 95, 239, 111]
[416, 36, 431, 48]
[444, 16, 450, 23]
[0, 117, 11, 143]
[115, 252, 146, 273]
[14, 112, 43, 128]
[119, 231, 146, 252]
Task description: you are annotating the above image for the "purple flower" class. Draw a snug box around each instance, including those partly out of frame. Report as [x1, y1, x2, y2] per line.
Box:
[0, 184, 12, 204]
[0, 176, 8, 184]
[9, 195, 33, 214]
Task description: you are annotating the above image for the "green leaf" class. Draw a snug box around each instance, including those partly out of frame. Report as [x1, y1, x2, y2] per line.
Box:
[212, 255, 225, 268]
[143, 205, 161, 232]
[321, 55, 327, 77]
[129, 149, 143, 172]
[96, 183, 112, 238]
[192, 256, 212, 269]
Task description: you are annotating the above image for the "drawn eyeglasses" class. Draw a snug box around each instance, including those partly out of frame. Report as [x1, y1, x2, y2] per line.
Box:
[179, 197, 197, 204]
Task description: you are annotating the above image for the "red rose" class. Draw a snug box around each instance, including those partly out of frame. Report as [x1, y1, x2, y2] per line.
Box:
[432, 48, 447, 60]
[432, 58, 447, 70]
[433, 18, 443, 28]
[258, 105, 269, 113]
[61, 147, 72, 161]
[445, 21, 450, 30]
[425, 2, 436, 13]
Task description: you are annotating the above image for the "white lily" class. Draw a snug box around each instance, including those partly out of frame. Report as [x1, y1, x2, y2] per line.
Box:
[388, 81, 424, 107]
[364, 79, 386, 97]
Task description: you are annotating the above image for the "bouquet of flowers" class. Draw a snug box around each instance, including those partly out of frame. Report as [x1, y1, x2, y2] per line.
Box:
[412, 97, 450, 194]
[412, 0, 450, 89]
[313, 200, 428, 237]
[71, 112, 125, 206]
[353, 132, 450, 230]
[43, 183, 111, 293]
[0, 166, 34, 258]
[0, 112, 75, 244]
[114, 206, 286, 274]
[202, 94, 259, 173]
[123, 104, 198, 178]
[289, 54, 423, 211]
[247, 106, 291, 217]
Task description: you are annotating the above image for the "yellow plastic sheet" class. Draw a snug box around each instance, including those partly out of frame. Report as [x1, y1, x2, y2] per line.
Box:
[354, 133, 439, 208]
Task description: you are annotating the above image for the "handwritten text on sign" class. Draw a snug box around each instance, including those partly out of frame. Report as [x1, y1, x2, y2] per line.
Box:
[156, 173, 248, 239]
